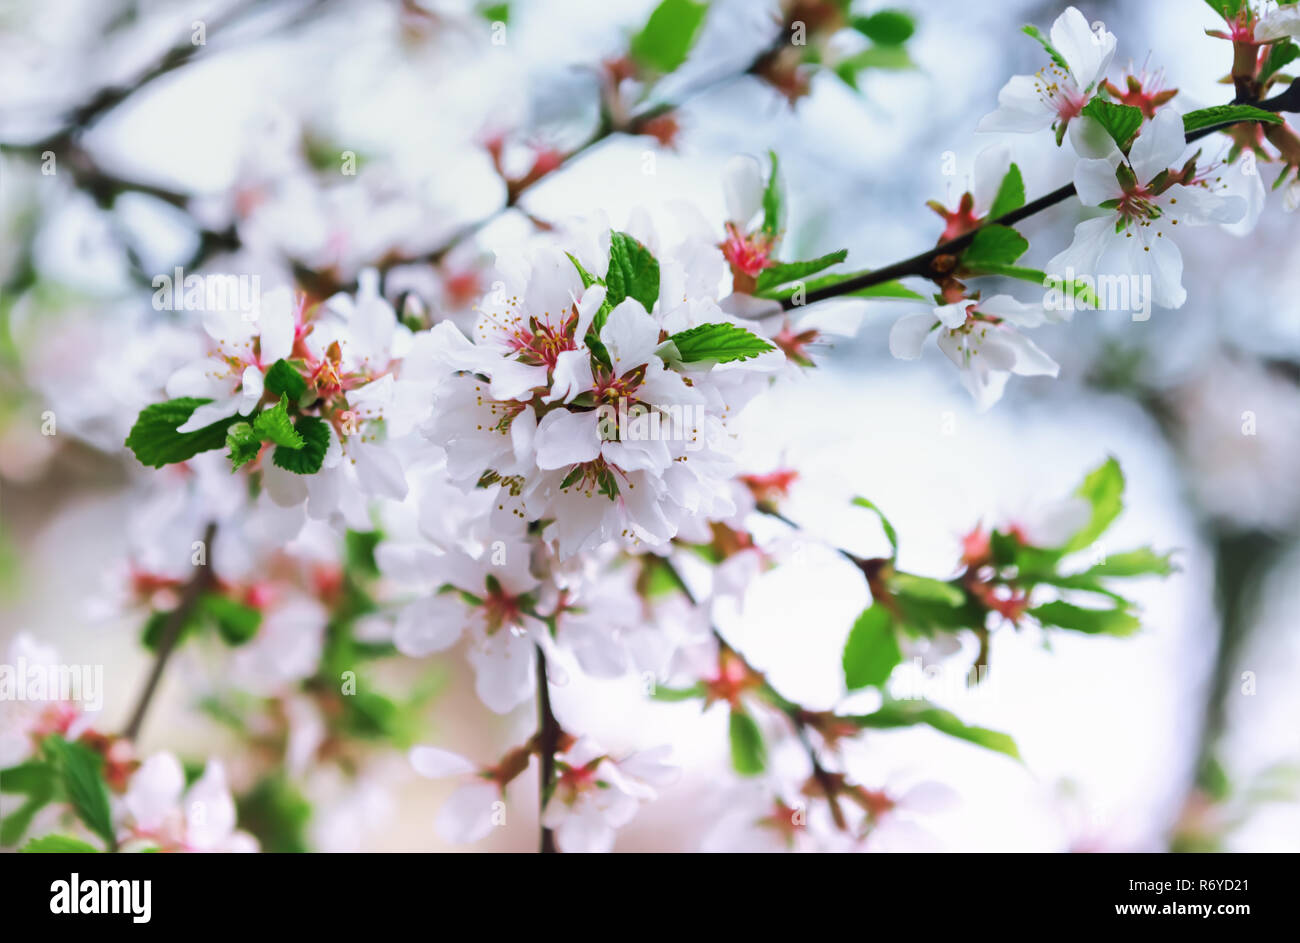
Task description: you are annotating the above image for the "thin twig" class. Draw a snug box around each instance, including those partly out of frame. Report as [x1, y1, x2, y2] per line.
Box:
[660, 558, 848, 829]
[784, 81, 1300, 310]
[534, 645, 560, 853]
[122, 522, 217, 740]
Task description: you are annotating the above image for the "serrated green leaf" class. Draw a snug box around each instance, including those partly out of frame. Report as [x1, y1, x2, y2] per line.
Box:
[728, 707, 767, 776]
[850, 701, 1021, 759]
[753, 249, 849, 293]
[1183, 104, 1284, 135]
[20, 834, 100, 853]
[226, 421, 261, 470]
[1030, 600, 1140, 636]
[850, 10, 914, 45]
[987, 163, 1025, 219]
[1081, 98, 1144, 152]
[263, 359, 307, 401]
[126, 398, 240, 469]
[661, 322, 775, 365]
[630, 0, 708, 74]
[272, 415, 331, 474]
[843, 604, 901, 690]
[253, 395, 305, 449]
[604, 231, 660, 314]
[960, 224, 1029, 269]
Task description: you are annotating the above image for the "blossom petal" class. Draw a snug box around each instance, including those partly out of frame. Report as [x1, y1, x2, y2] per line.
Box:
[599, 298, 661, 372]
[394, 595, 466, 656]
[535, 408, 601, 469]
[722, 155, 765, 226]
[976, 75, 1054, 133]
[888, 313, 935, 360]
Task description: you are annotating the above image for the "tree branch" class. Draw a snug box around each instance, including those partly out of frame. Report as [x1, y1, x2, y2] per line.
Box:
[784, 81, 1300, 311]
[661, 558, 848, 830]
[122, 522, 217, 741]
[534, 645, 560, 853]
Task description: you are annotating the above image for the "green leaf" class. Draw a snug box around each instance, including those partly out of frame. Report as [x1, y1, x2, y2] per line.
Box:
[566, 252, 601, 289]
[960, 224, 1029, 269]
[969, 265, 1099, 308]
[52, 738, 115, 851]
[20, 834, 100, 853]
[843, 604, 902, 690]
[0, 761, 56, 795]
[0, 761, 56, 846]
[728, 707, 767, 776]
[650, 682, 707, 702]
[236, 775, 312, 853]
[850, 10, 914, 45]
[3, 798, 48, 845]
[1030, 600, 1140, 636]
[1063, 457, 1124, 552]
[756, 270, 924, 303]
[1261, 41, 1299, 83]
[1022, 23, 1069, 72]
[480, 2, 509, 23]
[1203, 0, 1246, 22]
[1083, 547, 1176, 579]
[850, 701, 1021, 759]
[833, 44, 913, 88]
[201, 593, 262, 645]
[851, 496, 898, 559]
[753, 250, 849, 293]
[629, 0, 708, 74]
[272, 415, 331, 474]
[987, 163, 1025, 219]
[891, 573, 964, 607]
[1080, 99, 1144, 152]
[345, 529, 383, 577]
[263, 359, 307, 401]
[660, 322, 775, 365]
[226, 421, 262, 470]
[761, 151, 782, 239]
[253, 395, 305, 449]
[1182, 104, 1284, 135]
[603, 231, 660, 314]
[126, 398, 240, 468]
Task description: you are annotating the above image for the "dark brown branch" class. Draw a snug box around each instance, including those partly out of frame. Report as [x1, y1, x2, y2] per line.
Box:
[534, 645, 560, 853]
[784, 81, 1300, 311]
[122, 522, 217, 741]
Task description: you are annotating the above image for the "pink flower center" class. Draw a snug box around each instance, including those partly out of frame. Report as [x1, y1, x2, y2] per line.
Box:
[720, 222, 775, 279]
[1034, 63, 1087, 122]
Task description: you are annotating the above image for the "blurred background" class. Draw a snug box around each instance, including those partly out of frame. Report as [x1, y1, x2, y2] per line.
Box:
[1, 0, 1297, 851]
